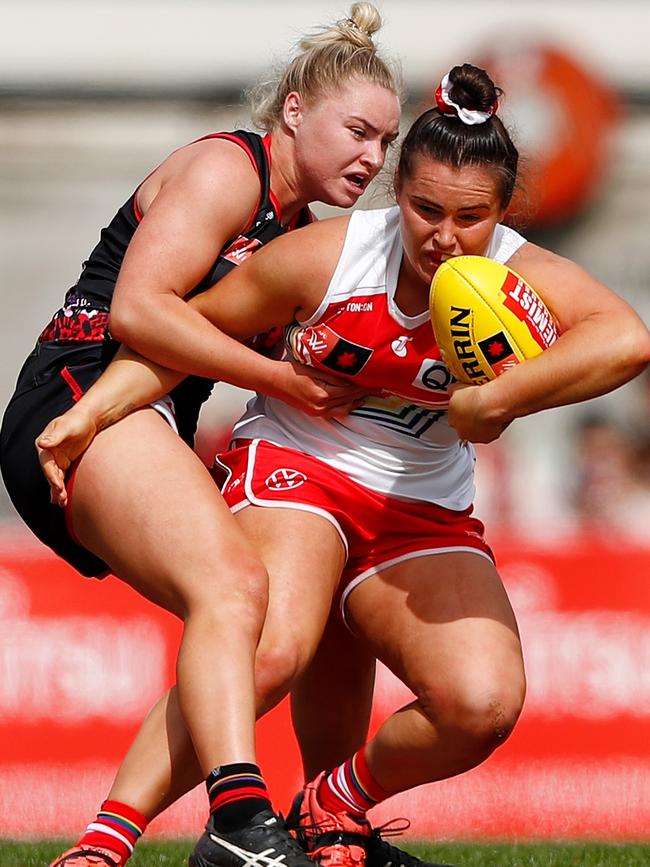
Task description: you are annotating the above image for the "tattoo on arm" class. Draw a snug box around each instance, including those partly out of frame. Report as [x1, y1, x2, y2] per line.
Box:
[97, 402, 138, 432]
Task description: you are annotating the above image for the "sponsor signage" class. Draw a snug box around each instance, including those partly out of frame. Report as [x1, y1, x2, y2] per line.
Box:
[2, 532, 649, 840]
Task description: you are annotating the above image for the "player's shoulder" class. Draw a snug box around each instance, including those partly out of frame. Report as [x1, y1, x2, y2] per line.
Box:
[266, 214, 352, 262]
[178, 135, 261, 189]
[294, 213, 351, 241]
[507, 240, 581, 284]
[288, 206, 395, 250]
[139, 133, 262, 228]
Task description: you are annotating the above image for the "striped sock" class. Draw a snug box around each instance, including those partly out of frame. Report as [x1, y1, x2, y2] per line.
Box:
[318, 747, 391, 818]
[77, 799, 147, 864]
[207, 762, 272, 831]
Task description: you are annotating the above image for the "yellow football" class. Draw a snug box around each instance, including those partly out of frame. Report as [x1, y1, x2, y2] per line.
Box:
[429, 255, 558, 385]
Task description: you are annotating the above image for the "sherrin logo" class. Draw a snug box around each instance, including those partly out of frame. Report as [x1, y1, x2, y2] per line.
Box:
[447, 306, 490, 384]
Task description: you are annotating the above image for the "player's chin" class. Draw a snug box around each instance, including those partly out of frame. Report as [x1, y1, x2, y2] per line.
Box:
[426, 253, 454, 278]
[329, 178, 366, 207]
[421, 258, 439, 284]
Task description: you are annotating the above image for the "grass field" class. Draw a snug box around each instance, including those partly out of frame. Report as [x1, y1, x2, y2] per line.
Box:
[3, 840, 648, 867]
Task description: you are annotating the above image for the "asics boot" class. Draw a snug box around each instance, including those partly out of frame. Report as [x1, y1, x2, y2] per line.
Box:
[286, 772, 371, 867]
[286, 774, 455, 867]
[365, 829, 455, 867]
[189, 808, 314, 867]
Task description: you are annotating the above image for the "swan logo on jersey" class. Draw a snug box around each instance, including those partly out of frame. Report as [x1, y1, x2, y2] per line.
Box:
[265, 469, 307, 490]
[287, 323, 373, 376]
[411, 359, 454, 397]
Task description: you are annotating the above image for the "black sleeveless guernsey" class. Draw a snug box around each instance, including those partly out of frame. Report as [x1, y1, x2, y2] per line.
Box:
[0, 131, 313, 576]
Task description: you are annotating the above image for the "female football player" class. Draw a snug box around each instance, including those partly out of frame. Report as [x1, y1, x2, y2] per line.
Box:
[35, 63, 650, 867]
[0, 5, 402, 867]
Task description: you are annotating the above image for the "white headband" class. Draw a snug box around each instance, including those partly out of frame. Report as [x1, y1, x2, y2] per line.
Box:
[434, 73, 498, 125]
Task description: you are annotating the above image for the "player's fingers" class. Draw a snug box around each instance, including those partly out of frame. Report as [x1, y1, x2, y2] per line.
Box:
[324, 396, 368, 417]
[51, 485, 68, 508]
[304, 367, 350, 387]
[36, 446, 68, 508]
[314, 382, 352, 400]
[321, 381, 372, 401]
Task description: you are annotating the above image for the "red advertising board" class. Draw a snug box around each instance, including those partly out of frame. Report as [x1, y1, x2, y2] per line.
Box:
[1, 528, 649, 841]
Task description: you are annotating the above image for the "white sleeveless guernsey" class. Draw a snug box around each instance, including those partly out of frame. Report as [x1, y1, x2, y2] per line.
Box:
[231, 206, 526, 510]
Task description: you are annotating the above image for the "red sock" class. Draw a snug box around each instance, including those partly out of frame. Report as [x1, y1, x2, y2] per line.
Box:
[76, 799, 147, 864]
[317, 747, 391, 817]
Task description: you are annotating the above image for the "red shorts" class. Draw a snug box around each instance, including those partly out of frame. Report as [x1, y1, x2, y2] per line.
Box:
[215, 439, 494, 612]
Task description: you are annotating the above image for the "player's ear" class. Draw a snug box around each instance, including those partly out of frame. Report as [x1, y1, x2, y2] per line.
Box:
[283, 92, 304, 131]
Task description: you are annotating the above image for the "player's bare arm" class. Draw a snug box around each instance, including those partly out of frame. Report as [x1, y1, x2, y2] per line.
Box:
[110, 139, 261, 369]
[190, 215, 352, 340]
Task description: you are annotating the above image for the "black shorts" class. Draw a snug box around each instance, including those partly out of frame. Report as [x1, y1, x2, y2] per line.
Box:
[0, 340, 117, 577]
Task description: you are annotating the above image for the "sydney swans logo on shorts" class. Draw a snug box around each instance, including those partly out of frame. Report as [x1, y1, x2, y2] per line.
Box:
[265, 468, 308, 491]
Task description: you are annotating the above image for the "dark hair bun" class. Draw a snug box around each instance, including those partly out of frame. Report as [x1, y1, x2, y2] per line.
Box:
[447, 63, 501, 113]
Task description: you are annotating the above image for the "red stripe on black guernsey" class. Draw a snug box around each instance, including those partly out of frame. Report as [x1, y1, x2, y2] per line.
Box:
[60, 366, 84, 402]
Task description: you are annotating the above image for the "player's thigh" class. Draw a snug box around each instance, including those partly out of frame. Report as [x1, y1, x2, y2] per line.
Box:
[70, 409, 266, 616]
[236, 505, 347, 678]
[345, 551, 525, 699]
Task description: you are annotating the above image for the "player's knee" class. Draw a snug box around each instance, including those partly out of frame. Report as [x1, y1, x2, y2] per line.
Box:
[457, 690, 523, 755]
[254, 641, 308, 714]
[181, 558, 269, 636]
[419, 673, 525, 756]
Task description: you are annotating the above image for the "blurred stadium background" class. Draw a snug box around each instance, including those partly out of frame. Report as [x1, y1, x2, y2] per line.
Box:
[1, 0, 650, 846]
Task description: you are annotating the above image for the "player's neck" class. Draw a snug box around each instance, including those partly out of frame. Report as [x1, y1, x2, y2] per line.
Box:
[267, 130, 308, 225]
[395, 257, 429, 317]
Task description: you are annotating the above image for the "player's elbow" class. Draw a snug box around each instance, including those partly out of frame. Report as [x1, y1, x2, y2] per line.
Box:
[108, 296, 154, 348]
[108, 307, 134, 346]
[616, 317, 650, 378]
[637, 323, 650, 370]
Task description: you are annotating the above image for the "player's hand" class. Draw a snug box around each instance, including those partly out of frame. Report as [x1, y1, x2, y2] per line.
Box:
[35, 405, 99, 507]
[447, 382, 511, 443]
[273, 360, 374, 417]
